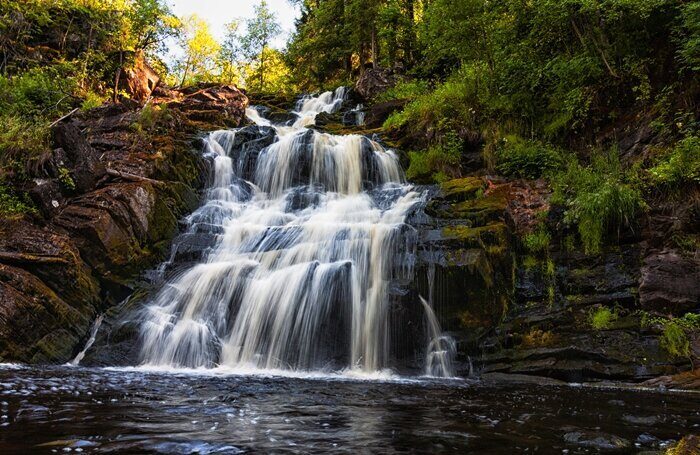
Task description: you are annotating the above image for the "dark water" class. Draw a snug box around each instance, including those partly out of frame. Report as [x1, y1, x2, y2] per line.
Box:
[0, 365, 697, 454]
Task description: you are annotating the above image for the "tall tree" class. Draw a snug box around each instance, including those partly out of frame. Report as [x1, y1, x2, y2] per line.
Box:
[241, 0, 282, 91]
[176, 14, 220, 87]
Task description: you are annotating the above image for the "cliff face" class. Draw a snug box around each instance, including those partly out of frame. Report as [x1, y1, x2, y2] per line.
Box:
[0, 85, 248, 363]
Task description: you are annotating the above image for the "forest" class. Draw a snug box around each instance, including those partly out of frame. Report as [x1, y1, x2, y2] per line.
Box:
[2, 0, 698, 253]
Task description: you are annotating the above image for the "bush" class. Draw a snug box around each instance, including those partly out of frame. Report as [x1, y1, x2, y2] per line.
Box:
[495, 135, 562, 179]
[647, 136, 700, 189]
[406, 131, 462, 183]
[553, 152, 644, 254]
[384, 64, 485, 138]
[0, 183, 36, 217]
[0, 65, 76, 119]
[375, 79, 431, 103]
[589, 306, 618, 330]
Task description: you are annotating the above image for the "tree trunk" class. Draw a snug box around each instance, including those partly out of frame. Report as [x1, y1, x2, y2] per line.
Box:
[371, 25, 378, 70]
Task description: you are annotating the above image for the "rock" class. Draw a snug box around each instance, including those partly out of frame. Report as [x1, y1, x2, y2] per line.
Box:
[354, 68, 400, 100]
[639, 250, 700, 313]
[642, 368, 700, 390]
[0, 264, 91, 363]
[0, 84, 247, 364]
[563, 429, 631, 450]
[666, 435, 700, 455]
[363, 99, 407, 128]
[121, 50, 160, 102]
[51, 121, 107, 193]
[0, 219, 100, 308]
[172, 85, 249, 129]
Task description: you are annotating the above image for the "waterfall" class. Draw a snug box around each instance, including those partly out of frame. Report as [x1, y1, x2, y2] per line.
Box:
[138, 87, 435, 376]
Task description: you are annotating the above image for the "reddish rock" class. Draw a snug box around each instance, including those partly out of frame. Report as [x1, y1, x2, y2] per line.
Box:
[121, 50, 160, 102]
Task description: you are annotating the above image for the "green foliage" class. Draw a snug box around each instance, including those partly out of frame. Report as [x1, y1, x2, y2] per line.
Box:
[375, 80, 430, 103]
[406, 132, 462, 183]
[57, 167, 76, 191]
[0, 183, 36, 217]
[660, 321, 690, 359]
[523, 227, 551, 255]
[553, 152, 644, 254]
[81, 92, 105, 111]
[589, 306, 619, 330]
[495, 136, 563, 180]
[132, 103, 171, 136]
[641, 312, 699, 359]
[647, 136, 700, 189]
[384, 65, 485, 138]
[0, 115, 50, 166]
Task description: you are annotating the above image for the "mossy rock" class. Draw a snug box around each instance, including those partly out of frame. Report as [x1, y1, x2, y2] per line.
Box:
[439, 177, 486, 202]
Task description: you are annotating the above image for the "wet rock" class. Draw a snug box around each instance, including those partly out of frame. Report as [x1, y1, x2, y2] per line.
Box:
[639, 249, 700, 313]
[563, 429, 631, 450]
[363, 99, 407, 128]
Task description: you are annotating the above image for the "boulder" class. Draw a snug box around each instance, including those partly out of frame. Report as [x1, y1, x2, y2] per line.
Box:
[354, 68, 399, 100]
[121, 50, 160, 102]
[51, 121, 107, 193]
[639, 250, 700, 313]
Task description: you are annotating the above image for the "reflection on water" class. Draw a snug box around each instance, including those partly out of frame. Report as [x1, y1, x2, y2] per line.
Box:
[0, 365, 697, 453]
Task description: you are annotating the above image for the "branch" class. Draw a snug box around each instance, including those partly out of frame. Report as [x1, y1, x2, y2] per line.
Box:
[49, 108, 79, 128]
[105, 168, 164, 186]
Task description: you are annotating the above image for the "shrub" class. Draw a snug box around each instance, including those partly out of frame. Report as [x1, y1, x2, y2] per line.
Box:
[375, 79, 431, 103]
[589, 306, 618, 330]
[81, 91, 106, 111]
[553, 152, 644, 254]
[406, 131, 462, 183]
[0, 66, 76, 119]
[384, 64, 485, 139]
[0, 183, 36, 217]
[495, 135, 562, 179]
[641, 312, 699, 359]
[647, 136, 700, 189]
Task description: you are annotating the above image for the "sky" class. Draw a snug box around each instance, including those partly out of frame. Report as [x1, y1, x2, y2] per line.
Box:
[167, 0, 300, 48]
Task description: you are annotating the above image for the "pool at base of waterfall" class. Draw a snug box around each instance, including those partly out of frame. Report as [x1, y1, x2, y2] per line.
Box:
[0, 364, 697, 453]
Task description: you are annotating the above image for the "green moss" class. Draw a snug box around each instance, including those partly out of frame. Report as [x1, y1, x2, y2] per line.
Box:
[439, 177, 486, 202]
[442, 223, 508, 250]
[57, 166, 76, 191]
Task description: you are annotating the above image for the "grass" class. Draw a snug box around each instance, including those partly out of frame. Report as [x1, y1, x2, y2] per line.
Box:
[553, 151, 644, 254]
[523, 227, 551, 255]
[642, 312, 700, 359]
[588, 306, 619, 330]
[406, 131, 463, 183]
[647, 135, 700, 190]
[375, 79, 431, 103]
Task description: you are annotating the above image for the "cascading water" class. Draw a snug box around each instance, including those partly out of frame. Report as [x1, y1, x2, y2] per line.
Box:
[138, 87, 450, 377]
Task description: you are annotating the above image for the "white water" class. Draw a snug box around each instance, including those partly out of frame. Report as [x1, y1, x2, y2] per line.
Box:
[139, 88, 448, 377]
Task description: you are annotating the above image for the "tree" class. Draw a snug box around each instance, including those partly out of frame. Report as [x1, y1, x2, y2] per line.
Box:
[176, 14, 221, 87]
[241, 0, 282, 91]
[219, 19, 244, 85]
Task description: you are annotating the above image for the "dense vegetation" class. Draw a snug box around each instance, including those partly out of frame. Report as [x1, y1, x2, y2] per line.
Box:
[0, 0, 292, 208]
[287, 0, 699, 255]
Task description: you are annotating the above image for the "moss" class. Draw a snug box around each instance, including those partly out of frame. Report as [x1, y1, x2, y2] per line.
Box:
[439, 177, 486, 202]
[441, 223, 508, 251]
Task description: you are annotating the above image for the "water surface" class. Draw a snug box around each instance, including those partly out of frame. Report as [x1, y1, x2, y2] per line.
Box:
[0, 365, 697, 453]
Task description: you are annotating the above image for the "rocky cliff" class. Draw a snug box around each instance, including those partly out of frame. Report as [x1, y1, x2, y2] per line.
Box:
[0, 85, 248, 363]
